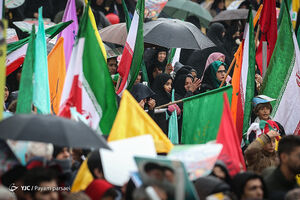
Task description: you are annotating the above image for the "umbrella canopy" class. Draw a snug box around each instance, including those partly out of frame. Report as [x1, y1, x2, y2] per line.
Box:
[144, 18, 215, 50]
[0, 114, 110, 149]
[160, 0, 213, 28]
[211, 9, 256, 23]
[104, 43, 123, 59]
[99, 23, 127, 46]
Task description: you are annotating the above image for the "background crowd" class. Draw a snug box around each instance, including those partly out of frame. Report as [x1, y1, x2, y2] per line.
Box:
[1, 0, 300, 199]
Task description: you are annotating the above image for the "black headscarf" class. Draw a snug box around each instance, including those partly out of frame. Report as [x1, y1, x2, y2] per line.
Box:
[173, 66, 194, 97]
[91, 0, 114, 15]
[130, 83, 155, 103]
[194, 175, 231, 200]
[206, 23, 226, 48]
[224, 21, 240, 62]
[146, 47, 168, 85]
[186, 46, 228, 78]
[152, 73, 172, 106]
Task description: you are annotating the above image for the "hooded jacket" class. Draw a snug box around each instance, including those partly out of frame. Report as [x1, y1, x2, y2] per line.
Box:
[244, 134, 279, 174]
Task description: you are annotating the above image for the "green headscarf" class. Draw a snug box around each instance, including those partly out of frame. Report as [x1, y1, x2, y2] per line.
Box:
[209, 61, 227, 88]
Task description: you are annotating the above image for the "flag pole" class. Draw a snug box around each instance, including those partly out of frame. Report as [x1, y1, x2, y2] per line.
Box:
[219, 57, 236, 88]
[115, 76, 122, 92]
[155, 99, 183, 109]
[219, 8, 260, 89]
[255, 24, 260, 48]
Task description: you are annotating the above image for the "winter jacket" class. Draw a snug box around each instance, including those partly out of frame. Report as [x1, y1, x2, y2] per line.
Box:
[244, 134, 279, 174]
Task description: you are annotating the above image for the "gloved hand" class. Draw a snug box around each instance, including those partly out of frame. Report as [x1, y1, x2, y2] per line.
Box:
[168, 104, 181, 115]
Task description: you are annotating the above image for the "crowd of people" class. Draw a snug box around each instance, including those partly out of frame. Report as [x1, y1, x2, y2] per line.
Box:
[2, 0, 300, 199]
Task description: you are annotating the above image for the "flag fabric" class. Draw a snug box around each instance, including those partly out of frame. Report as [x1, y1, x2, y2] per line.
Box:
[278, 0, 300, 29]
[168, 89, 179, 144]
[33, 8, 51, 114]
[48, 37, 66, 115]
[122, 0, 132, 31]
[16, 26, 35, 114]
[108, 90, 173, 153]
[71, 158, 93, 192]
[241, 8, 256, 135]
[181, 86, 233, 144]
[261, 0, 300, 135]
[297, 27, 300, 47]
[231, 7, 260, 141]
[256, 0, 277, 74]
[57, 0, 78, 69]
[116, 0, 145, 95]
[6, 21, 72, 76]
[231, 44, 244, 140]
[59, 2, 117, 134]
[216, 93, 246, 177]
[0, 20, 6, 119]
[122, 0, 149, 84]
[84, 0, 107, 60]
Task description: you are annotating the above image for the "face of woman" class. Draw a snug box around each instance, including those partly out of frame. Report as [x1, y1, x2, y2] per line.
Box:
[218, 0, 225, 10]
[163, 79, 172, 93]
[157, 51, 167, 63]
[216, 65, 226, 82]
[184, 77, 193, 92]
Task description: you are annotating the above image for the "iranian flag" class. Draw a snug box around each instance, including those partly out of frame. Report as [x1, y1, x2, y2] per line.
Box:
[261, 0, 300, 135]
[59, 2, 118, 135]
[240, 8, 256, 135]
[116, 0, 145, 95]
[6, 21, 72, 76]
[231, 6, 261, 141]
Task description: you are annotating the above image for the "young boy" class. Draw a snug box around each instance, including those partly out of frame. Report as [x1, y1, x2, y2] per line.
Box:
[246, 95, 285, 144]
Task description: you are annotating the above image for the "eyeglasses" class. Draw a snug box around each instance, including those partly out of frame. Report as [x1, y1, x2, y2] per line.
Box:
[217, 70, 227, 74]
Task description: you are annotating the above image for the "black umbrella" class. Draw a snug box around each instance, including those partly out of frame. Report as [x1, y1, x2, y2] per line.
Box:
[0, 114, 110, 149]
[211, 9, 256, 23]
[144, 18, 215, 50]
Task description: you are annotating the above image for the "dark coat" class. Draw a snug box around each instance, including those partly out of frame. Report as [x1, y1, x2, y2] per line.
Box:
[264, 167, 299, 200]
[151, 74, 179, 135]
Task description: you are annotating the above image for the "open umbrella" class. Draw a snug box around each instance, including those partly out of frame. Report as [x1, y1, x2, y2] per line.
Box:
[159, 0, 213, 28]
[104, 43, 123, 59]
[144, 18, 215, 50]
[99, 23, 127, 46]
[211, 9, 256, 23]
[0, 114, 110, 149]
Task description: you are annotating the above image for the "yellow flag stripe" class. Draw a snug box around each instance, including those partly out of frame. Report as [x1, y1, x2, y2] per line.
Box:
[84, 0, 107, 61]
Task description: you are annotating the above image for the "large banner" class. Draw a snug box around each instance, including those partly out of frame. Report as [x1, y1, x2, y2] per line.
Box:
[145, 0, 168, 19]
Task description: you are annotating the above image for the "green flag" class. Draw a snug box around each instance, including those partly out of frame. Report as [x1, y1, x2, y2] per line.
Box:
[16, 26, 35, 114]
[7, 21, 72, 54]
[277, 0, 292, 27]
[59, 1, 118, 134]
[242, 8, 256, 135]
[297, 26, 300, 47]
[121, 0, 148, 85]
[260, 0, 300, 135]
[181, 86, 232, 144]
[33, 7, 51, 114]
[122, 0, 131, 31]
[167, 48, 176, 64]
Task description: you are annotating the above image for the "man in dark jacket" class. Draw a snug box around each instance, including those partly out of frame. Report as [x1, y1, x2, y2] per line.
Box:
[264, 135, 300, 200]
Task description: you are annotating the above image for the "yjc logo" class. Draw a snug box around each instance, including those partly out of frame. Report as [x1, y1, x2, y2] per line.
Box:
[8, 183, 18, 192]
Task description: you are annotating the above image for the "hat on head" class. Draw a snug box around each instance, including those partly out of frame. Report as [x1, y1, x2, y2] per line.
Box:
[252, 95, 276, 107]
